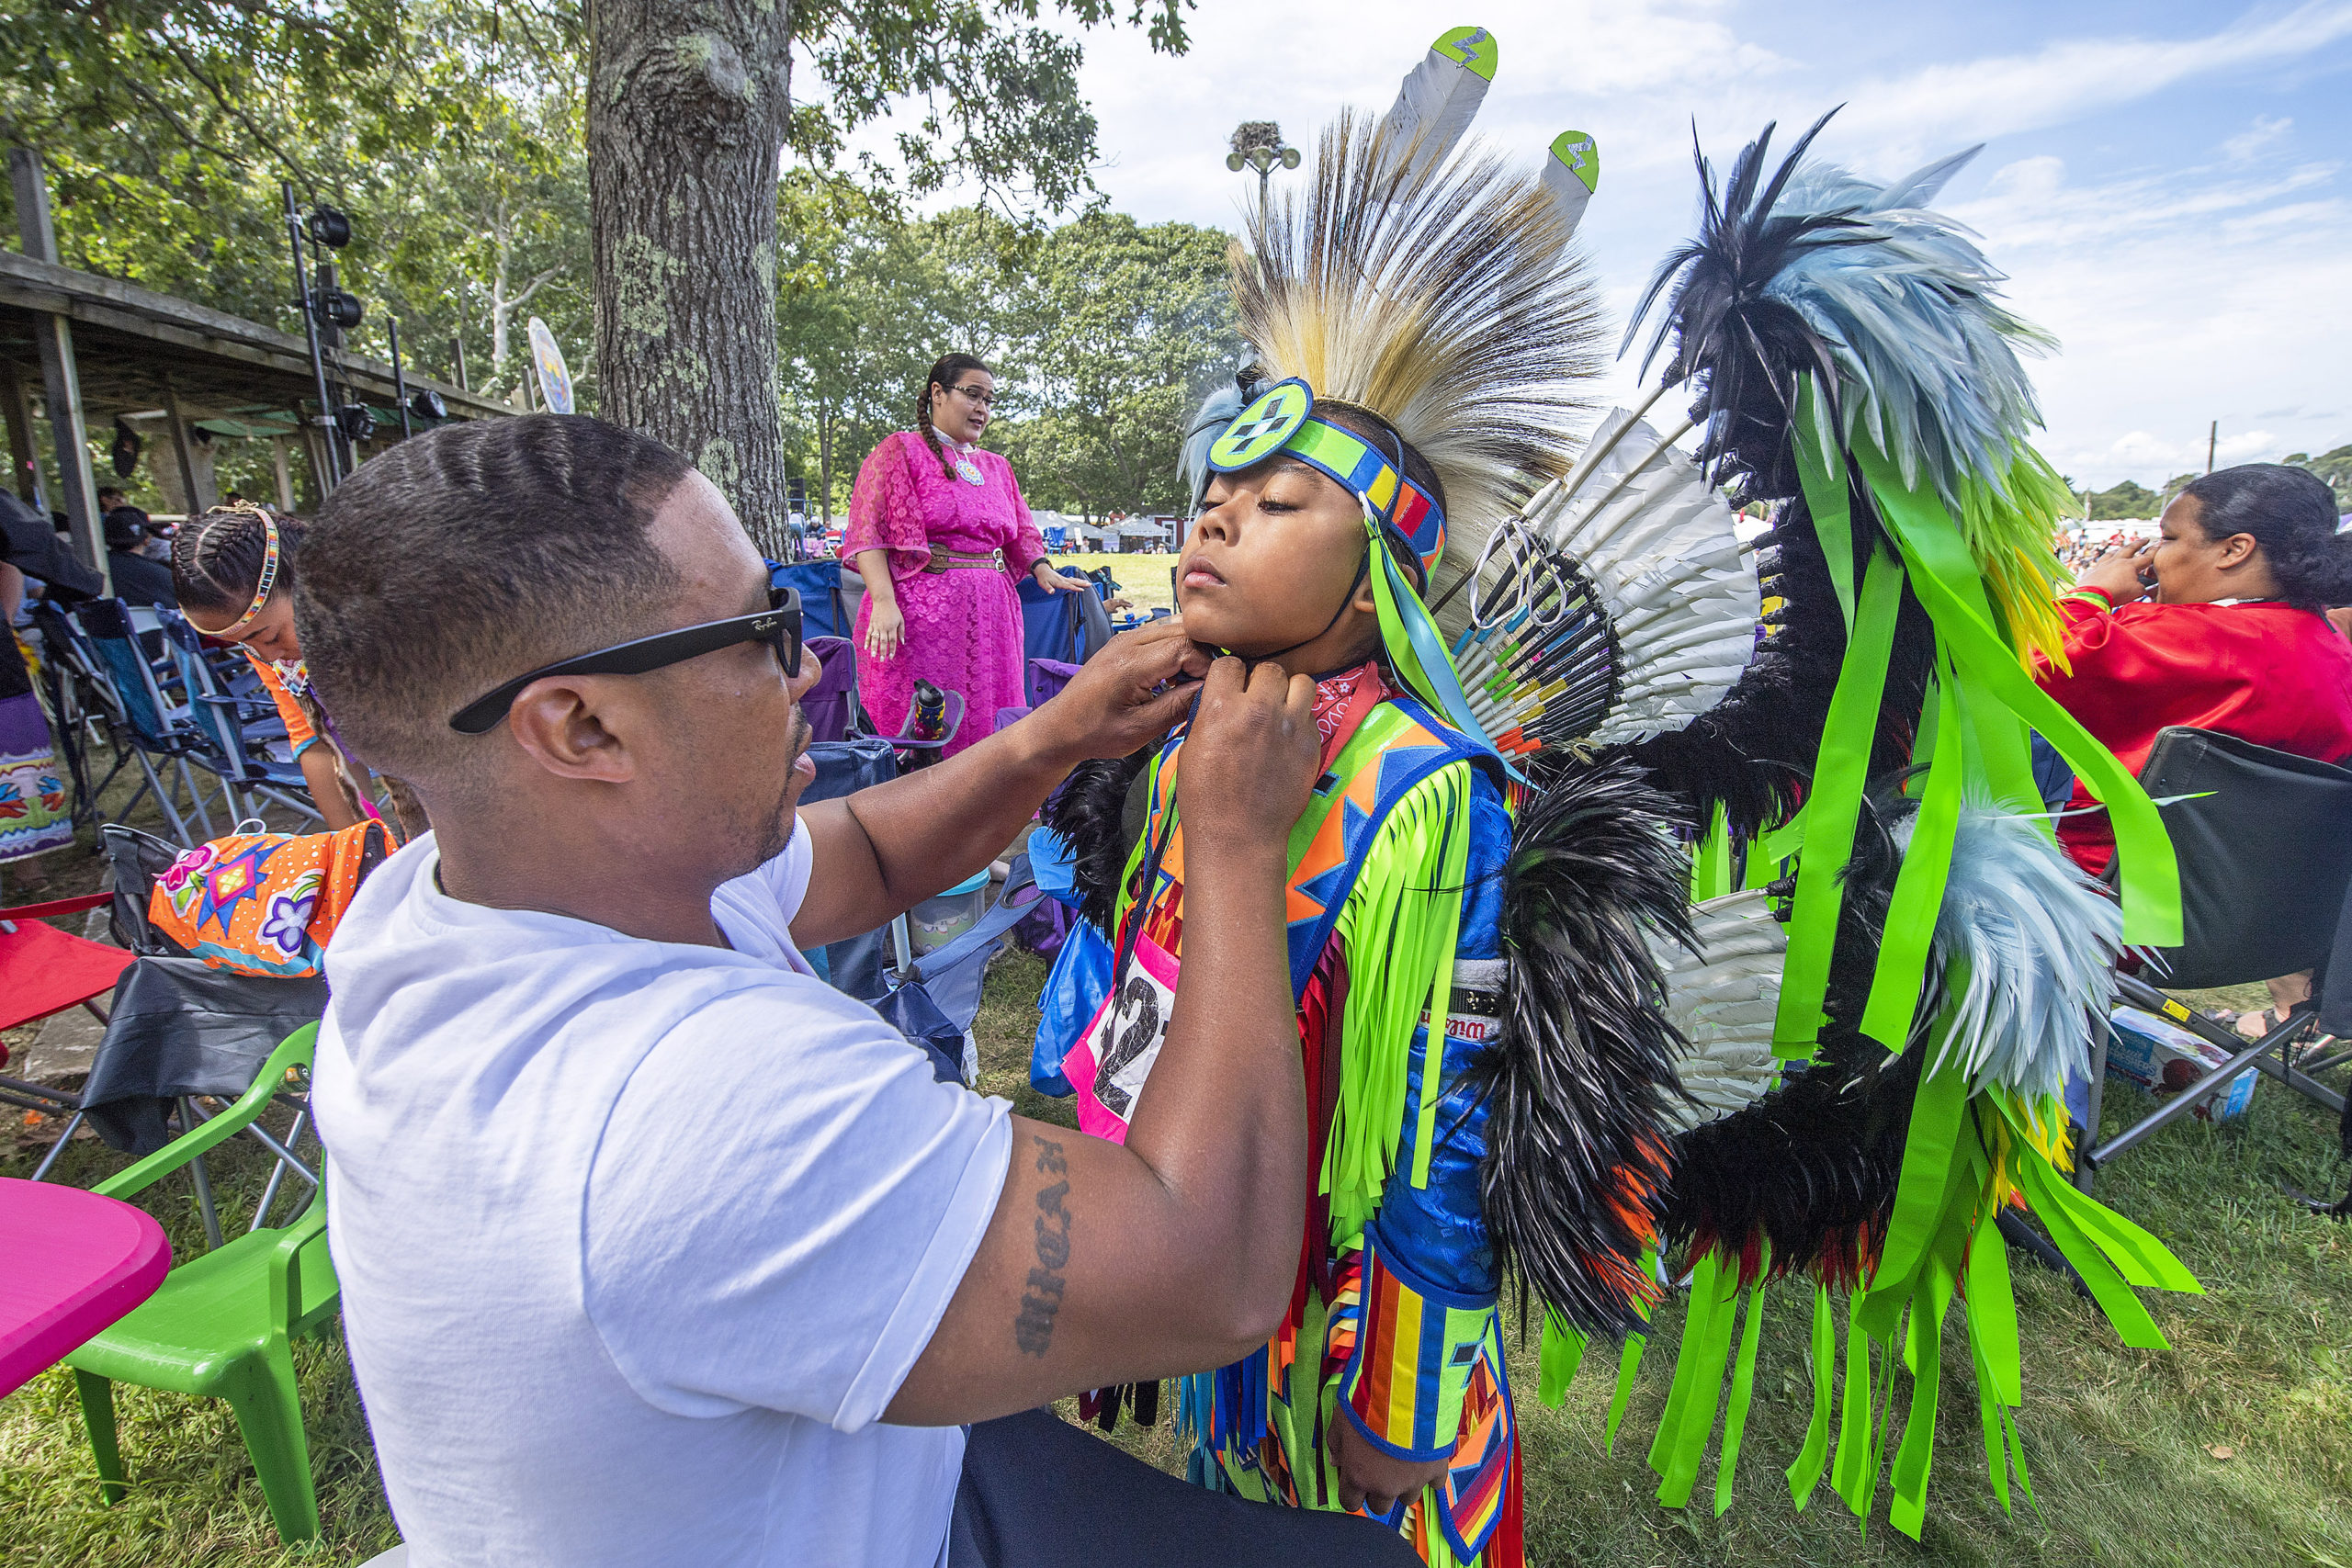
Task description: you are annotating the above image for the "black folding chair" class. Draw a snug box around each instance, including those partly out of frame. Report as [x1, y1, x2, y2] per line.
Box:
[2083, 728, 2352, 1211]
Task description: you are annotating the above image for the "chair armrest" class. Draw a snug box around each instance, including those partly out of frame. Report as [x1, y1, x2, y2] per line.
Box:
[0, 891, 114, 922]
[94, 1023, 322, 1201]
[266, 1171, 331, 1326]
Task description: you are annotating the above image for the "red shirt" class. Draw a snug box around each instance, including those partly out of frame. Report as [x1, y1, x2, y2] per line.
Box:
[2038, 596, 2352, 874]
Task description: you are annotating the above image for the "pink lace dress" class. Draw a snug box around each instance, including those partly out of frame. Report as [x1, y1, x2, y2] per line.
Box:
[842, 430, 1048, 759]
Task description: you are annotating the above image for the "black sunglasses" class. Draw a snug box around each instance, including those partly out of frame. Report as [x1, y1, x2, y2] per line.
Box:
[448, 585, 804, 735]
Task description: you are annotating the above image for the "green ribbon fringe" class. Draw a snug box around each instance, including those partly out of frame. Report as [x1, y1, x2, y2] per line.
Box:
[1323, 762, 1472, 1236]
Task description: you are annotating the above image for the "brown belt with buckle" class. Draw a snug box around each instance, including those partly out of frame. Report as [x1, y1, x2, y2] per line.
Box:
[925, 546, 1008, 574]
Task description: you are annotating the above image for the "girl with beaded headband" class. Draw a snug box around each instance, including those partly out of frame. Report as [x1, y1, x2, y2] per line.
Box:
[173, 502, 426, 839]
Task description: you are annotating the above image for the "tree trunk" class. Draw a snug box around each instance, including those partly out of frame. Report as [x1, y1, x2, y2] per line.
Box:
[817, 403, 833, 526]
[589, 1, 793, 554]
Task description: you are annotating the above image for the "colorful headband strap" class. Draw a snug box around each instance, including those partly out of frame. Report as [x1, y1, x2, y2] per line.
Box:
[1204, 378, 1449, 571]
[212, 506, 281, 636]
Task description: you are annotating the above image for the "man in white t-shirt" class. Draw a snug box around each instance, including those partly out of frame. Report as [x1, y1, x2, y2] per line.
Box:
[295, 416, 1420, 1567]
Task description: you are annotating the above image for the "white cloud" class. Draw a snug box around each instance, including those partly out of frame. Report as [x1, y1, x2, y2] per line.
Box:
[2225, 114, 2294, 160]
[847, 1, 2352, 491]
[1827, 2, 2352, 171]
[1953, 152, 2352, 486]
[2062, 428, 2282, 484]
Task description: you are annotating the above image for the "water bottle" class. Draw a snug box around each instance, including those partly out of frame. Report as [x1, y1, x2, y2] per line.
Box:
[910, 680, 948, 742]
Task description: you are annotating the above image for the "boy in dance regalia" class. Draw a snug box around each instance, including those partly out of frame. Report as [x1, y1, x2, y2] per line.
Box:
[1033, 47, 1762, 1562]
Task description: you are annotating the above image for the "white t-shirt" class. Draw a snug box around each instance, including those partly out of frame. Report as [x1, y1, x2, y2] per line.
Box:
[311, 823, 1012, 1568]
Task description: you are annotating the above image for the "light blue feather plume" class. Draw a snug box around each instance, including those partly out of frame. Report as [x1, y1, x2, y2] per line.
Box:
[1179, 381, 1244, 511]
[1909, 792, 2122, 1107]
[1762, 149, 2057, 513]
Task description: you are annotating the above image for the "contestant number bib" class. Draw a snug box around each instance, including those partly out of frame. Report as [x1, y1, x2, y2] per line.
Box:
[1069, 927, 1179, 1144]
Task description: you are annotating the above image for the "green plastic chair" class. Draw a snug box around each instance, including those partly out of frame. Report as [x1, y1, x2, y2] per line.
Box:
[64, 1023, 339, 1542]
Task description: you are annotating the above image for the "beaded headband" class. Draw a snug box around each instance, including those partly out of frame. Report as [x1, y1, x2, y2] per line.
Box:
[208, 504, 281, 637]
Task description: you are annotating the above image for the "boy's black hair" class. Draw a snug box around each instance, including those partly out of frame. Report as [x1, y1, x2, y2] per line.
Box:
[2179, 463, 2352, 610]
[293, 414, 691, 779]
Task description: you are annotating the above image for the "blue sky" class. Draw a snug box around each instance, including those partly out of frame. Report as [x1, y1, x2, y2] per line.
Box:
[1005, 0, 2352, 489]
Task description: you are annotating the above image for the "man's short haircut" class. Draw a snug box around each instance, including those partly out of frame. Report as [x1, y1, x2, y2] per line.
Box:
[295, 414, 693, 778]
[2181, 463, 2352, 610]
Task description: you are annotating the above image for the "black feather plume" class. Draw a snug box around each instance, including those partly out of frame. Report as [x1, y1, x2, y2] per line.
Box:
[1469, 759, 1695, 1337]
[1622, 109, 1870, 501]
[1039, 750, 1150, 935]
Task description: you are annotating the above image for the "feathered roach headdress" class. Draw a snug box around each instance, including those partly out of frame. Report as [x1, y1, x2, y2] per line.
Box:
[1182, 33, 1612, 760]
[1190, 55, 1772, 770]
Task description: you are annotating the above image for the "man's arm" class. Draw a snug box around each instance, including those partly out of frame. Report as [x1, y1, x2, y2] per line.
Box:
[883, 656, 1320, 1425]
[789, 619, 1208, 949]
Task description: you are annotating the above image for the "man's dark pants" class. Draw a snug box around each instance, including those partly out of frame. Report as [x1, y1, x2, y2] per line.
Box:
[949, 1407, 1423, 1566]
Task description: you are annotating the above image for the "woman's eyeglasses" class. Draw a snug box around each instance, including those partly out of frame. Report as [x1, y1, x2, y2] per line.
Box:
[948, 383, 995, 408]
[448, 585, 804, 735]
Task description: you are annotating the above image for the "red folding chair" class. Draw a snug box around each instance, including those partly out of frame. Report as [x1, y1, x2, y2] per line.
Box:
[1, 891, 136, 1179]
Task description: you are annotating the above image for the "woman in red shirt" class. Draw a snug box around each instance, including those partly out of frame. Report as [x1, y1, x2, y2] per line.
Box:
[2040, 463, 2352, 1027]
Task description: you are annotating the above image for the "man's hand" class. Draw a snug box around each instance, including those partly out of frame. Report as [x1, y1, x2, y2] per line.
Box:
[1329, 1411, 1453, 1517]
[1176, 656, 1319, 852]
[1025, 617, 1213, 765]
[2075, 539, 2155, 606]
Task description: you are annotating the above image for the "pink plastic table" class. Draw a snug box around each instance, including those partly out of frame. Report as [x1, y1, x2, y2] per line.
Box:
[0, 1177, 170, 1399]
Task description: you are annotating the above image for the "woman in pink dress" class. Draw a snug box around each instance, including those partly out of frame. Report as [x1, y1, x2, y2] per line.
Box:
[844, 354, 1093, 757]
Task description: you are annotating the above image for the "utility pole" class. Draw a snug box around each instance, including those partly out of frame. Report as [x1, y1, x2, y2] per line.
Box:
[9, 146, 109, 592]
[2206, 420, 2218, 475]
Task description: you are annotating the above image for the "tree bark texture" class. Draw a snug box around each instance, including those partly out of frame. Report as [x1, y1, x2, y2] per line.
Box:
[589, 0, 793, 554]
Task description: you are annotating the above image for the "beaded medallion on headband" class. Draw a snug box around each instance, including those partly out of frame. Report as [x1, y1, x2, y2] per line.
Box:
[211, 503, 282, 637]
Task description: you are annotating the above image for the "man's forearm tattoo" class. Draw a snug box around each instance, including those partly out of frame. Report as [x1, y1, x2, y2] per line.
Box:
[1014, 1136, 1070, 1357]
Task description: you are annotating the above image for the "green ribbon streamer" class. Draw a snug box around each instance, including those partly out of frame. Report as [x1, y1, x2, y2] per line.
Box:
[1746, 811, 1805, 891]
[1889, 1160, 1976, 1539]
[1859, 653, 1964, 1052]
[2006, 1110, 2200, 1292]
[1645, 1254, 1721, 1476]
[1770, 549, 1905, 1055]
[1857, 1046, 1971, 1342]
[1793, 379, 1858, 633]
[1693, 803, 1731, 900]
[1969, 1325, 2013, 1516]
[1713, 1266, 1770, 1517]
[1888, 1286, 1945, 1539]
[1849, 439, 2182, 944]
[1786, 1281, 1838, 1509]
[1832, 1304, 1888, 1522]
[1966, 1202, 2023, 1407]
[1605, 1329, 1646, 1452]
[1538, 1310, 1588, 1407]
[2002, 1382, 2038, 1510]
[1655, 1258, 1744, 1508]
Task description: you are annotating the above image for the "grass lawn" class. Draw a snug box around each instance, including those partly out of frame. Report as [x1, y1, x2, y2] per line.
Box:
[1046, 551, 1178, 615]
[6, 921, 2347, 1564]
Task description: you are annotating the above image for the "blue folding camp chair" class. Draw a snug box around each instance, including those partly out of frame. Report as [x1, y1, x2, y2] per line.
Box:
[70, 599, 240, 846]
[153, 609, 322, 829]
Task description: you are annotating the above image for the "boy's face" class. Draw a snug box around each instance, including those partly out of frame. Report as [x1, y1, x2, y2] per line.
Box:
[1178, 457, 1377, 663]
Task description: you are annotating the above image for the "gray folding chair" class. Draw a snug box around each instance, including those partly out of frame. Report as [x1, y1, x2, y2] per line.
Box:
[2084, 728, 2352, 1206]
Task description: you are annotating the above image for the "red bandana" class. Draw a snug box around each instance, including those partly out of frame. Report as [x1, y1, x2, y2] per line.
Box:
[1311, 661, 1389, 750]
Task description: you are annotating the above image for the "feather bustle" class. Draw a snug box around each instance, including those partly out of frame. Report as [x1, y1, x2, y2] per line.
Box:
[1468, 758, 1695, 1336]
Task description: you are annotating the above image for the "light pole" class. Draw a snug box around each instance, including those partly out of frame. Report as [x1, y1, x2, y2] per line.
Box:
[1227, 121, 1300, 209]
